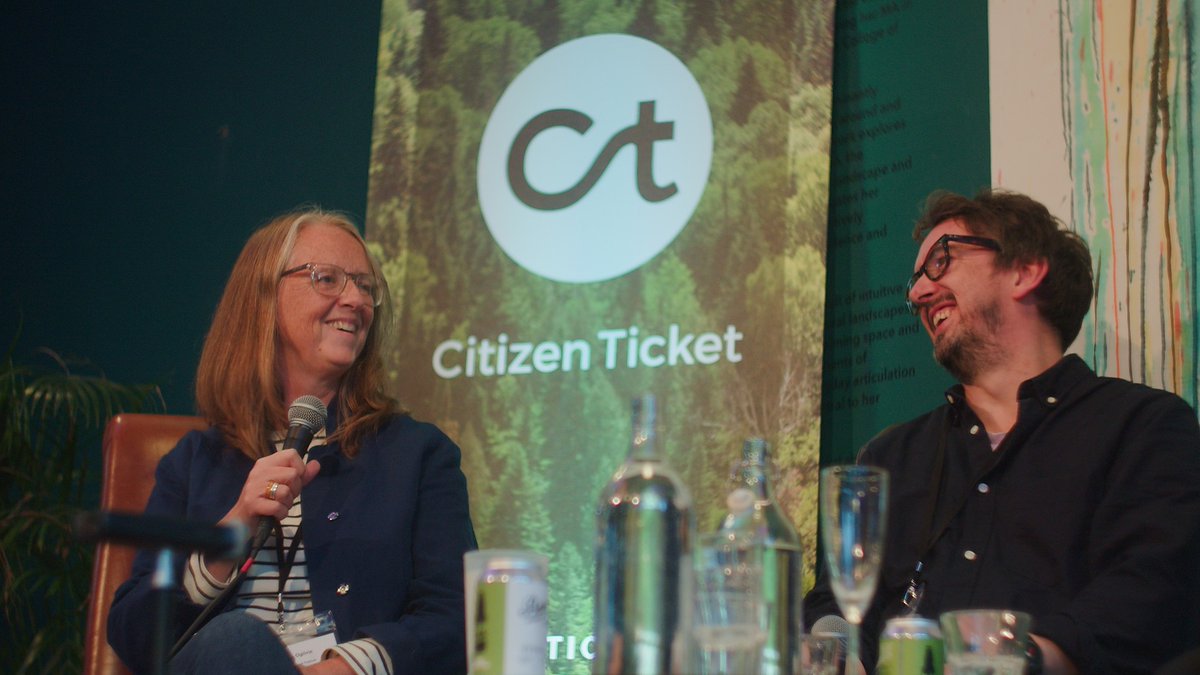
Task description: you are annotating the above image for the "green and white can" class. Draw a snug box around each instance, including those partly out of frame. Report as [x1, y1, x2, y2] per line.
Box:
[467, 550, 549, 675]
[876, 616, 944, 675]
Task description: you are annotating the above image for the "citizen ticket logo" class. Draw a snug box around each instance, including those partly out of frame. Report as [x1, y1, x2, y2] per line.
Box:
[477, 34, 713, 283]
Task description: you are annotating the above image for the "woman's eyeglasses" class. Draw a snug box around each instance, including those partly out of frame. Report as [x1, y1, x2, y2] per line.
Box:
[280, 262, 383, 307]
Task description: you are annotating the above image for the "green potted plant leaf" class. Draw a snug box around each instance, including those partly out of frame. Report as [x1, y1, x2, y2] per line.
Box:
[0, 344, 162, 673]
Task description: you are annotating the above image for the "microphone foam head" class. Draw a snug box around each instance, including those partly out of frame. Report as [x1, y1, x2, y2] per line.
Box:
[289, 395, 328, 431]
[811, 614, 850, 650]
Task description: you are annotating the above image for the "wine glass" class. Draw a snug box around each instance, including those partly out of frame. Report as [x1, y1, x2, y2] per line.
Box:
[819, 465, 888, 670]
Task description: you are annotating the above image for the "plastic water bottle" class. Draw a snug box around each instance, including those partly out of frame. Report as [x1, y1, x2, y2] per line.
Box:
[593, 394, 695, 675]
[721, 438, 804, 675]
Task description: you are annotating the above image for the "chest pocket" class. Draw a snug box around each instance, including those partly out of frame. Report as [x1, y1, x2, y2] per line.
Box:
[992, 494, 1076, 589]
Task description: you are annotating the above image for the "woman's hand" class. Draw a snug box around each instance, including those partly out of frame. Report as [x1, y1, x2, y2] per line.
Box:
[298, 655, 353, 675]
[203, 450, 321, 579]
[221, 449, 321, 529]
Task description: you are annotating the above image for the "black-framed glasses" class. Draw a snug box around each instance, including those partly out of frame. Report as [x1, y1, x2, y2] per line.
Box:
[905, 234, 1000, 314]
[280, 262, 383, 307]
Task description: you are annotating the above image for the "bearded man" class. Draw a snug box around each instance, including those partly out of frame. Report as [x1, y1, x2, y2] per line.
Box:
[804, 189, 1200, 674]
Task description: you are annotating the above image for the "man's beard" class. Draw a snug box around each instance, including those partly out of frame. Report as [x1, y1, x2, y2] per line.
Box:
[933, 298, 1005, 383]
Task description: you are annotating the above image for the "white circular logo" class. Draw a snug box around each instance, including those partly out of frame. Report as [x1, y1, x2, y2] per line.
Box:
[477, 34, 713, 283]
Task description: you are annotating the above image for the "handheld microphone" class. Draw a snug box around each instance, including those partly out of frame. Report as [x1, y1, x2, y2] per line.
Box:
[811, 614, 850, 672]
[811, 613, 850, 649]
[74, 511, 249, 559]
[249, 395, 329, 551]
[282, 395, 328, 454]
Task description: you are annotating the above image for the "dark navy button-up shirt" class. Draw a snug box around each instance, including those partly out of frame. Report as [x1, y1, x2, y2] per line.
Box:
[805, 355, 1200, 673]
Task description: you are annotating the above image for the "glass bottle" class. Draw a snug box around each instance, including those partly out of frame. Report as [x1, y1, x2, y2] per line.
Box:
[593, 394, 695, 675]
[722, 438, 803, 675]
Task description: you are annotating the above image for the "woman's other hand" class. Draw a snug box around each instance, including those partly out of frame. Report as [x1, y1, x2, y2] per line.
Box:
[298, 655, 353, 675]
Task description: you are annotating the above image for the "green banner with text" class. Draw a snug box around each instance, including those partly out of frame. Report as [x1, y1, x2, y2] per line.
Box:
[820, 0, 990, 463]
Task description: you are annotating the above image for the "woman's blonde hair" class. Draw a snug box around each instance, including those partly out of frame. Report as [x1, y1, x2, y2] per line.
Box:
[195, 208, 397, 459]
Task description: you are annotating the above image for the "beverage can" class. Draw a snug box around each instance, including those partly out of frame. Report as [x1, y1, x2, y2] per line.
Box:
[876, 616, 944, 675]
[467, 550, 549, 675]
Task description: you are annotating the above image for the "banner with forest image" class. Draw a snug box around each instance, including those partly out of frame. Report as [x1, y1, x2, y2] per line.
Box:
[365, 1, 834, 669]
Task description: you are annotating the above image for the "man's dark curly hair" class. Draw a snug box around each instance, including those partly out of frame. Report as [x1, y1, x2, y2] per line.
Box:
[914, 189, 1094, 349]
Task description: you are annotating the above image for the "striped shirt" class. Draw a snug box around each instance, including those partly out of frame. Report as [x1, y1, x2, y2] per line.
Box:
[182, 435, 392, 674]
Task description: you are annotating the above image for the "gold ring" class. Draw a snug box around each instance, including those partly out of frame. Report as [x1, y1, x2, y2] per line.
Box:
[265, 480, 280, 501]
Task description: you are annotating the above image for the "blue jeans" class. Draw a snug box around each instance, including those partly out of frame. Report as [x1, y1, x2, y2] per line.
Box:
[170, 612, 299, 674]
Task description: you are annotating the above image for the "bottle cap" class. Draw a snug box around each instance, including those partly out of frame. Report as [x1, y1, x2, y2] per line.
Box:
[726, 487, 755, 515]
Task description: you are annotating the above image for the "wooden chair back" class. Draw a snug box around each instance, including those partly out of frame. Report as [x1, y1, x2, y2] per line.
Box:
[83, 413, 207, 675]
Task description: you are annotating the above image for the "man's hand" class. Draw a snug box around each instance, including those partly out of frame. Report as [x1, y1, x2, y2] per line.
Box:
[1032, 634, 1078, 675]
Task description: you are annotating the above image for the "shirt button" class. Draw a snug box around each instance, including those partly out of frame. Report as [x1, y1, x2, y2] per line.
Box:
[327, 511, 340, 521]
[963, 550, 977, 561]
[337, 584, 351, 596]
[977, 483, 990, 494]
[1046, 396, 1058, 405]
[969, 425, 980, 435]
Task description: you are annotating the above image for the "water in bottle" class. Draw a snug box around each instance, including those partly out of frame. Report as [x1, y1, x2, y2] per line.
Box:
[721, 438, 803, 675]
[593, 394, 695, 675]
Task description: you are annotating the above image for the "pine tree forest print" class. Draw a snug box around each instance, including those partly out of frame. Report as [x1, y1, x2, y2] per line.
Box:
[365, 2, 834, 670]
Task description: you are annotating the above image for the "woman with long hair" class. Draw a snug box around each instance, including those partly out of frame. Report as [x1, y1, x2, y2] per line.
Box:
[109, 209, 475, 674]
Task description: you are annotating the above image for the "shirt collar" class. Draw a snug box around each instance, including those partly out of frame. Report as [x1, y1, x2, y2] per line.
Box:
[942, 354, 1092, 412]
[1016, 354, 1092, 406]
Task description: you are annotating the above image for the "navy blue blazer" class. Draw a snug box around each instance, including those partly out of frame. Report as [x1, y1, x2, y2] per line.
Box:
[108, 413, 476, 674]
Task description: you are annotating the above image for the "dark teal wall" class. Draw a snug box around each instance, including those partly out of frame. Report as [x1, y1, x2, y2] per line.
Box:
[819, 0, 991, 462]
[3, 3, 382, 412]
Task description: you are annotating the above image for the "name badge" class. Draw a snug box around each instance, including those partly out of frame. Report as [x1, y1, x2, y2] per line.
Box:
[287, 632, 338, 666]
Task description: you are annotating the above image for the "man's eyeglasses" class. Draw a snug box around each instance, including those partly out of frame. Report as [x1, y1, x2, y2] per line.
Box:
[280, 262, 384, 307]
[905, 234, 1000, 315]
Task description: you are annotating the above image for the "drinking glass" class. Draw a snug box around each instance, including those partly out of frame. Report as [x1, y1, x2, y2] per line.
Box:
[692, 532, 767, 674]
[819, 465, 888, 671]
[939, 609, 1031, 675]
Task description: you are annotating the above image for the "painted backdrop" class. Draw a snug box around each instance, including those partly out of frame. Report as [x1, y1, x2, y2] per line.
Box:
[991, 0, 1199, 406]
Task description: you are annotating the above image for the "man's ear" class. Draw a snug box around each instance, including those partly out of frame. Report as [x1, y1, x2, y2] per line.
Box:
[1011, 257, 1049, 301]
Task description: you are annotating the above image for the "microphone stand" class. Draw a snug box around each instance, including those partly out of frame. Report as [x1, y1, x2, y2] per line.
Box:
[74, 510, 248, 673]
[151, 549, 178, 675]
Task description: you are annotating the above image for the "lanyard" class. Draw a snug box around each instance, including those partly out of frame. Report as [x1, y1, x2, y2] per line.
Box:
[902, 413, 1006, 614]
[271, 521, 304, 627]
[902, 420, 947, 614]
[270, 444, 313, 627]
